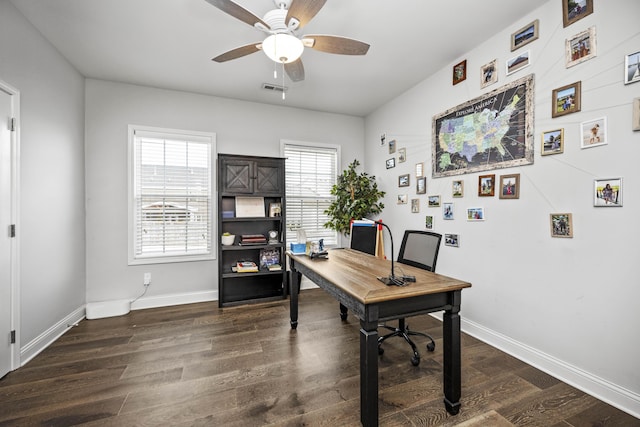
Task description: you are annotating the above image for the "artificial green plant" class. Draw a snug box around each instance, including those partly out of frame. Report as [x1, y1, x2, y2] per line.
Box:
[324, 159, 386, 235]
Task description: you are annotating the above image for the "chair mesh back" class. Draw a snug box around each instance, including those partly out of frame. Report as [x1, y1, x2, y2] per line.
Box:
[397, 230, 442, 272]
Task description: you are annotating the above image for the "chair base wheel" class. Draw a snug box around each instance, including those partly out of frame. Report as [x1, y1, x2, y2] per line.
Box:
[427, 342, 435, 352]
[411, 355, 420, 366]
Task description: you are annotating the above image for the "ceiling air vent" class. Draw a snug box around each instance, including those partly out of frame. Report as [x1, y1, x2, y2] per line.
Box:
[262, 83, 288, 93]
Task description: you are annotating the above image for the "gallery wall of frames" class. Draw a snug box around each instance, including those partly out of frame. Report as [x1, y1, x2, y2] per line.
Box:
[379, 0, 637, 246]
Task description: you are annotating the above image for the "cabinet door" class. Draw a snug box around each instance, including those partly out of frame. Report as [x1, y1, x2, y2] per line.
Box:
[222, 159, 253, 193]
[255, 160, 282, 194]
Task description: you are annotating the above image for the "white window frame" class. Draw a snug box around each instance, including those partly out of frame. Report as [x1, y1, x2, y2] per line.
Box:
[128, 125, 216, 265]
[281, 139, 341, 248]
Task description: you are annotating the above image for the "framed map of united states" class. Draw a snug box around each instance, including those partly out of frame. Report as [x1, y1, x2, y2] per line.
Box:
[432, 74, 534, 178]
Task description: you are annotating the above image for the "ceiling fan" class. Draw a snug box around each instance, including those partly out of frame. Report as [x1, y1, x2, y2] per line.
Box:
[205, 0, 370, 82]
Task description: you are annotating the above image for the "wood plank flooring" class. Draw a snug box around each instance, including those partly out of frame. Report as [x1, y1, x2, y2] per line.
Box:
[1, 289, 638, 426]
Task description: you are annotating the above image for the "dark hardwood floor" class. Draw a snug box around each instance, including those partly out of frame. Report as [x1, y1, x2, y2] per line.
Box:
[1, 289, 638, 426]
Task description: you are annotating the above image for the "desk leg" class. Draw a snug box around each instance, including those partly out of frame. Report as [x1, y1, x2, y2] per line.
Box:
[339, 303, 348, 321]
[289, 267, 300, 330]
[443, 290, 462, 415]
[360, 319, 379, 427]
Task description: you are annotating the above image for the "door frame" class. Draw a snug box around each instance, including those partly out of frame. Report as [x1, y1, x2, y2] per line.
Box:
[1, 79, 21, 372]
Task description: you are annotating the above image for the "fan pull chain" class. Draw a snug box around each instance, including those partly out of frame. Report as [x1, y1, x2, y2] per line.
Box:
[282, 62, 286, 100]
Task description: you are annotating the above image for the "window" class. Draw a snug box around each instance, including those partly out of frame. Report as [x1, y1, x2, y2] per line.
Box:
[129, 126, 215, 264]
[282, 141, 340, 247]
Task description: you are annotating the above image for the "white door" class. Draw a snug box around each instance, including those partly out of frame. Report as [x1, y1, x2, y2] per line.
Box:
[0, 86, 14, 378]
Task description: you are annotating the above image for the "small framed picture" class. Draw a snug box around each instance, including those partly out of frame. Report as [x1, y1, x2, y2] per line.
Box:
[511, 19, 539, 51]
[398, 148, 406, 163]
[467, 207, 484, 221]
[566, 27, 596, 68]
[452, 180, 464, 198]
[550, 213, 573, 238]
[416, 177, 426, 194]
[594, 178, 622, 207]
[425, 215, 434, 230]
[415, 162, 424, 177]
[388, 139, 396, 154]
[443, 202, 454, 220]
[562, 0, 593, 28]
[445, 233, 460, 247]
[480, 59, 498, 89]
[397, 194, 408, 205]
[552, 81, 581, 118]
[541, 129, 564, 155]
[506, 50, 530, 76]
[428, 195, 441, 207]
[398, 174, 410, 187]
[580, 117, 607, 149]
[634, 98, 640, 131]
[386, 158, 396, 169]
[625, 51, 640, 85]
[268, 202, 282, 217]
[499, 174, 520, 199]
[478, 174, 495, 197]
[411, 199, 420, 213]
[453, 60, 467, 85]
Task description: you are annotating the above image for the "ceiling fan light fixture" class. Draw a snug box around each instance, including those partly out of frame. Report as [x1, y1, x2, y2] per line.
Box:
[262, 33, 303, 64]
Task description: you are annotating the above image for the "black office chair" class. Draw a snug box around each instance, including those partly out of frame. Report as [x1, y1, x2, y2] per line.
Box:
[377, 230, 442, 366]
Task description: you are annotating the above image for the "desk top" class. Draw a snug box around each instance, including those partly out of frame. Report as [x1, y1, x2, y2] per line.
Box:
[287, 248, 471, 305]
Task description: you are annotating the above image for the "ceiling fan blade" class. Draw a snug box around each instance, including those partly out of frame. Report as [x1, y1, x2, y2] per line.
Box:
[212, 43, 261, 62]
[286, 0, 327, 29]
[204, 0, 269, 29]
[303, 35, 370, 55]
[285, 59, 305, 82]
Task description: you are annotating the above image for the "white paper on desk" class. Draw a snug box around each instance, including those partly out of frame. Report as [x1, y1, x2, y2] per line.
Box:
[235, 197, 265, 217]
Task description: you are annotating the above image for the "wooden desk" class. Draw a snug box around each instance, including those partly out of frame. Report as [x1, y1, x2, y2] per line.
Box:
[287, 248, 471, 427]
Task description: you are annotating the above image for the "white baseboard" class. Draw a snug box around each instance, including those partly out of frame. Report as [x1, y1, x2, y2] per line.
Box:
[86, 299, 131, 319]
[20, 305, 85, 367]
[131, 290, 218, 310]
[300, 276, 318, 290]
[460, 316, 640, 419]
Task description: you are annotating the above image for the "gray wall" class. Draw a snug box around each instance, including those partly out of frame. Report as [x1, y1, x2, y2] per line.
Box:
[364, 0, 640, 416]
[84, 79, 364, 306]
[0, 1, 86, 358]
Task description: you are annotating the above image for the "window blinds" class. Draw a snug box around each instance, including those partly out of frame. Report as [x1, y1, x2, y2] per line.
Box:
[132, 129, 212, 261]
[283, 143, 338, 247]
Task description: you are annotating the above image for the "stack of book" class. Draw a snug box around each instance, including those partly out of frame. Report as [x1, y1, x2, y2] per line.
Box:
[233, 261, 259, 273]
[239, 234, 267, 245]
[267, 264, 282, 271]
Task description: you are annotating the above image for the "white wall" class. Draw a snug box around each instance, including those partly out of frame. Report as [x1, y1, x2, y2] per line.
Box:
[364, 0, 640, 417]
[0, 2, 86, 359]
[85, 79, 364, 306]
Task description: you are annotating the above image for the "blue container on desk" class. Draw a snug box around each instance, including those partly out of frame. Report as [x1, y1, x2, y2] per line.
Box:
[290, 243, 306, 254]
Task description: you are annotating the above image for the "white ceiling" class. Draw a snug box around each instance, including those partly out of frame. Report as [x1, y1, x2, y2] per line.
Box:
[11, 0, 544, 117]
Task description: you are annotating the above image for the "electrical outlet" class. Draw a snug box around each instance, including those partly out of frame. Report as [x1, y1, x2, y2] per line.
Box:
[144, 272, 151, 286]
